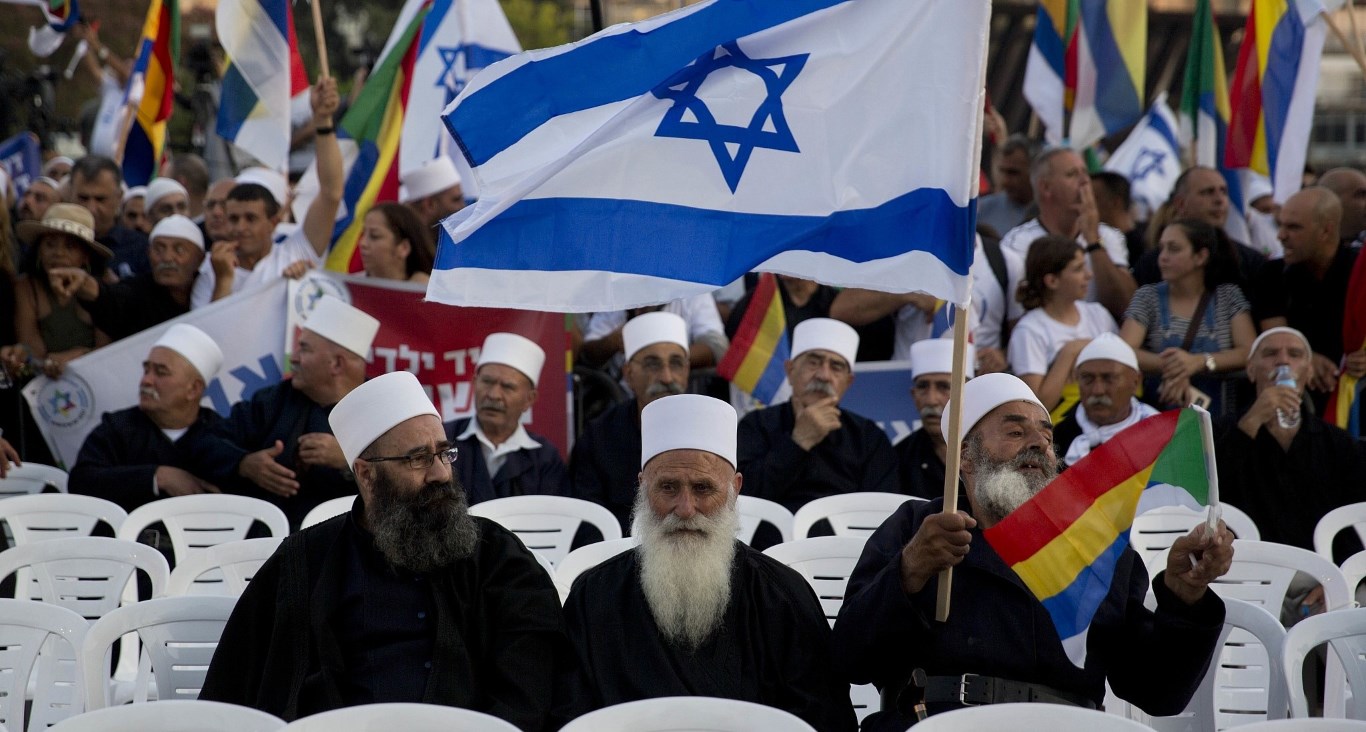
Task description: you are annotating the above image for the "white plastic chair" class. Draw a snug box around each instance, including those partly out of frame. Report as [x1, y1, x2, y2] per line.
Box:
[558, 696, 818, 732]
[469, 495, 622, 567]
[0, 463, 69, 495]
[1146, 598, 1287, 731]
[763, 536, 878, 723]
[912, 702, 1158, 731]
[1235, 721, 1366, 731]
[555, 537, 637, 603]
[81, 595, 238, 710]
[791, 492, 917, 539]
[0, 493, 126, 544]
[280, 702, 519, 731]
[1283, 607, 1366, 720]
[300, 495, 355, 529]
[48, 699, 285, 732]
[1342, 550, 1366, 607]
[167, 538, 282, 596]
[1131, 503, 1260, 570]
[0, 599, 88, 732]
[118, 494, 289, 566]
[736, 495, 794, 545]
[1314, 503, 1366, 562]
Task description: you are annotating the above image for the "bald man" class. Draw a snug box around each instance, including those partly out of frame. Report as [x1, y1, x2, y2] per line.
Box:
[1318, 167, 1366, 248]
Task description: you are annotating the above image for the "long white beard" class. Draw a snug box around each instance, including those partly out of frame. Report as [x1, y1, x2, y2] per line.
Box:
[971, 448, 1056, 525]
[632, 488, 740, 650]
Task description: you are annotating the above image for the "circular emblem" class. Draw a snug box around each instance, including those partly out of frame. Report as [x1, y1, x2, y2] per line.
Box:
[291, 273, 350, 320]
[34, 373, 95, 430]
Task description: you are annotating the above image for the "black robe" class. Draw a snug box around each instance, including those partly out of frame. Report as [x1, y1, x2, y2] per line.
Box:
[68, 406, 228, 512]
[567, 399, 641, 532]
[445, 417, 569, 504]
[892, 429, 963, 501]
[89, 273, 190, 341]
[562, 543, 857, 732]
[832, 498, 1225, 731]
[200, 501, 569, 731]
[737, 402, 899, 513]
[200, 380, 354, 529]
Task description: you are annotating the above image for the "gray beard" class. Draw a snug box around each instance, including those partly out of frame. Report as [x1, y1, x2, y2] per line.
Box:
[367, 470, 479, 573]
[632, 487, 739, 650]
[970, 446, 1057, 525]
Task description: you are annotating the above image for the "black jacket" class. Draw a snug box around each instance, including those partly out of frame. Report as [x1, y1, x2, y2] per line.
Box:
[69, 406, 228, 511]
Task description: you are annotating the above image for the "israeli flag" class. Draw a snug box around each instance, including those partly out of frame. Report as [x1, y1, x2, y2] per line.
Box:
[429, 0, 990, 312]
[1104, 93, 1182, 220]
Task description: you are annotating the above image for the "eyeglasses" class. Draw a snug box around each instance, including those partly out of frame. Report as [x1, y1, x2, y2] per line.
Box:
[361, 447, 458, 471]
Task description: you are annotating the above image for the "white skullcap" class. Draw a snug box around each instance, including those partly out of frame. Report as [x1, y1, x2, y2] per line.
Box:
[149, 214, 205, 251]
[791, 318, 859, 367]
[329, 371, 439, 470]
[145, 177, 188, 210]
[1075, 333, 1139, 372]
[623, 311, 688, 362]
[947, 372, 1048, 440]
[42, 156, 72, 175]
[122, 185, 147, 205]
[235, 167, 288, 207]
[1249, 326, 1311, 359]
[33, 176, 60, 191]
[303, 295, 380, 359]
[399, 157, 462, 203]
[640, 394, 738, 468]
[477, 332, 546, 387]
[1243, 172, 1273, 204]
[153, 324, 223, 381]
[910, 338, 974, 380]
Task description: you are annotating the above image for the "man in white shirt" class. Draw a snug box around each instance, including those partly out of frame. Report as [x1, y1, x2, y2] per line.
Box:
[579, 294, 729, 374]
[1000, 147, 1136, 317]
[191, 77, 344, 308]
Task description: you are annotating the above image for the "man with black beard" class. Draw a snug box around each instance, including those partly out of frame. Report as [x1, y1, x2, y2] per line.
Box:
[561, 394, 856, 731]
[896, 339, 974, 499]
[737, 318, 898, 514]
[570, 311, 692, 532]
[833, 373, 1233, 729]
[202, 371, 568, 730]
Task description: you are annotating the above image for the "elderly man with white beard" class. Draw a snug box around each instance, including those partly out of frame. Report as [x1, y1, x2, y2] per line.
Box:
[833, 373, 1233, 730]
[561, 394, 857, 732]
[1052, 333, 1159, 467]
[202, 371, 569, 731]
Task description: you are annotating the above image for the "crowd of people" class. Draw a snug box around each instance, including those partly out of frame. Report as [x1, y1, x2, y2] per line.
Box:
[0, 57, 1364, 730]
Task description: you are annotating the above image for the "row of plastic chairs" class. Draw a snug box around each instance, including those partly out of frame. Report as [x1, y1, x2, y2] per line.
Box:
[916, 703, 1366, 731]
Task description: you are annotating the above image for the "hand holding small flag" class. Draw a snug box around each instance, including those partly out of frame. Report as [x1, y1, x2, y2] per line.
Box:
[900, 511, 977, 596]
[1162, 520, 1234, 606]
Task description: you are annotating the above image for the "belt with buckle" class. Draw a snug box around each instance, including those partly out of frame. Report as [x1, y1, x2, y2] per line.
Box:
[920, 673, 1097, 709]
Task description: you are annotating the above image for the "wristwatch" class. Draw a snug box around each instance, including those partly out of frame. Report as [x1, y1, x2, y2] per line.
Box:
[1204, 354, 1217, 373]
[1084, 241, 1103, 254]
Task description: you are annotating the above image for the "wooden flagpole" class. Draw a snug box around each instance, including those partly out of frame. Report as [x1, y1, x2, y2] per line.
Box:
[310, 0, 331, 79]
[1343, 3, 1366, 75]
[934, 294, 972, 622]
[1324, 10, 1366, 79]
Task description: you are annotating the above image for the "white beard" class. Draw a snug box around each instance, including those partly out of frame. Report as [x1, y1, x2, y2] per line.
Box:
[632, 488, 740, 650]
[971, 448, 1056, 525]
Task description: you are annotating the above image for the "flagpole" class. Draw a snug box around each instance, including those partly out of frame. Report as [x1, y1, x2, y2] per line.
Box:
[934, 293, 972, 622]
[1324, 10, 1366, 79]
[310, 0, 331, 78]
[1342, 3, 1366, 76]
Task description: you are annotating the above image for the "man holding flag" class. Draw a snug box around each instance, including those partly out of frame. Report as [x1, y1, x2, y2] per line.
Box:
[834, 373, 1232, 728]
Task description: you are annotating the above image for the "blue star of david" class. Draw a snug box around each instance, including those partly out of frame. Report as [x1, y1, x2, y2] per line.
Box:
[652, 42, 808, 193]
[1131, 149, 1168, 181]
[48, 390, 73, 415]
[437, 46, 472, 104]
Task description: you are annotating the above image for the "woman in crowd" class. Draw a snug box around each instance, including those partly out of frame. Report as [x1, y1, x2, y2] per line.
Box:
[1119, 217, 1254, 418]
[1008, 235, 1119, 417]
[358, 202, 435, 284]
[2, 203, 110, 379]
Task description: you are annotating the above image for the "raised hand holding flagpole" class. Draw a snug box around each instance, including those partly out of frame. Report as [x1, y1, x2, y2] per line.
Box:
[309, 0, 331, 78]
[934, 291, 972, 621]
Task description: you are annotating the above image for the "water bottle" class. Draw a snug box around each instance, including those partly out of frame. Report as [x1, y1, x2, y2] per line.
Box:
[1273, 365, 1301, 429]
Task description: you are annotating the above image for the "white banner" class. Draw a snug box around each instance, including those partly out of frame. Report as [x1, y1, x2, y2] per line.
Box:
[23, 280, 289, 468]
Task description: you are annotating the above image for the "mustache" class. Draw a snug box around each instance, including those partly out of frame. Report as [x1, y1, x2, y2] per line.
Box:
[804, 379, 836, 397]
[646, 381, 683, 398]
[919, 405, 943, 419]
[478, 399, 505, 413]
[1008, 446, 1055, 473]
[139, 387, 160, 400]
[1084, 395, 1114, 409]
[154, 262, 184, 274]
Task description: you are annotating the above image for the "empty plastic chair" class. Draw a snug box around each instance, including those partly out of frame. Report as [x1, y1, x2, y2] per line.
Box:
[469, 495, 622, 567]
[791, 492, 917, 539]
[81, 595, 239, 709]
[911, 702, 1159, 731]
[0, 493, 126, 544]
[300, 496, 355, 529]
[554, 537, 637, 602]
[1131, 503, 1259, 570]
[1342, 550, 1366, 607]
[118, 494, 289, 566]
[1282, 607, 1366, 720]
[736, 495, 794, 545]
[0, 463, 69, 496]
[280, 702, 519, 731]
[1235, 721, 1366, 731]
[47, 699, 285, 732]
[1313, 503, 1366, 562]
[167, 538, 283, 596]
[558, 696, 818, 732]
[0, 599, 88, 732]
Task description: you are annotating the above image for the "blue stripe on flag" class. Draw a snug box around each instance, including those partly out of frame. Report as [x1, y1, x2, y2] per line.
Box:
[753, 338, 791, 405]
[1039, 532, 1130, 640]
[418, 0, 453, 54]
[216, 62, 260, 143]
[1148, 105, 1180, 153]
[447, 0, 849, 166]
[123, 125, 156, 187]
[435, 187, 976, 282]
[262, 0, 290, 40]
[331, 140, 384, 241]
[1262, 8, 1306, 181]
[1035, 6, 1067, 78]
[1081, 0, 1142, 134]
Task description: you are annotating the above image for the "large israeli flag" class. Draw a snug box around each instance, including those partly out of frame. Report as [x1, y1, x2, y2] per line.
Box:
[1104, 92, 1182, 219]
[429, 0, 990, 312]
